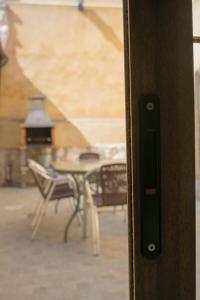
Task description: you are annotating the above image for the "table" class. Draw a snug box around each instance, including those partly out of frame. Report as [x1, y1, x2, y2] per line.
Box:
[52, 159, 120, 175]
[52, 159, 125, 241]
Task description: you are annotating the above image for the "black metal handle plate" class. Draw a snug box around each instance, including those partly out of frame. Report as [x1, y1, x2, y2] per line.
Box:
[139, 94, 161, 259]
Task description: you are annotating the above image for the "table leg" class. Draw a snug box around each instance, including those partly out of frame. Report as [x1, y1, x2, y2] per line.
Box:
[82, 185, 88, 239]
[64, 195, 80, 242]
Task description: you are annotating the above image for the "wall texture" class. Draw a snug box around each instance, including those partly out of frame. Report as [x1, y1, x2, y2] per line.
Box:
[0, 3, 125, 147]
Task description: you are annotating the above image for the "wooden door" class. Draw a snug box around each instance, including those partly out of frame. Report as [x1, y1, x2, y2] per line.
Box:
[123, 0, 196, 299]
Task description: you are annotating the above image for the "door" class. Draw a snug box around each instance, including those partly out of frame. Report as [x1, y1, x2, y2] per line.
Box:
[123, 0, 196, 299]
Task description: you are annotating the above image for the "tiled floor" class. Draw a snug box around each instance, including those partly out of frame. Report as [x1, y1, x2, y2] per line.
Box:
[2, 185, 200, 299]
[0, 187, 129, 300]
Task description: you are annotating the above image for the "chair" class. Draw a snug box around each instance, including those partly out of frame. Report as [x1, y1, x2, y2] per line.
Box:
[79, 152, 100, 160]
[85, 163, 127, 255]
[79, 152, 101, 196]
[28, 159, 79, 241]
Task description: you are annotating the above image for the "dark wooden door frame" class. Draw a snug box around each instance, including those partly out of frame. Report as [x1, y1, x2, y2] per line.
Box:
[123, 1, 196, 299]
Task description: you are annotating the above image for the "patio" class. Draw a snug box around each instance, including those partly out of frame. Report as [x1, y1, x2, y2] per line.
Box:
[0, 2, 129, 298]
[0, 187, 129, 300]
[1, 0, 200, 298]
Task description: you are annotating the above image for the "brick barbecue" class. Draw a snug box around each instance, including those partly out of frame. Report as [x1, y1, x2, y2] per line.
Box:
[20, 96, 55, 187]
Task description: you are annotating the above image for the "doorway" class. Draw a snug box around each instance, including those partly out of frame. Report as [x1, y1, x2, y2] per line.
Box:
[0, 0, 129, 299]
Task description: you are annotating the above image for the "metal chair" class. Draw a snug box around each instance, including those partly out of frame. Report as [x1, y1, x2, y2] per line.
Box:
[85, 163, 127, 255]
[79, 152, 100, 160]
[79, 152, 101, 194]
[28, 159, 79, 241]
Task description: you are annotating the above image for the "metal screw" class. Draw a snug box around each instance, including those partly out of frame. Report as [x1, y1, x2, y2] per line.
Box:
[147, 243, 156, 252]
[146, 102, 155, 111]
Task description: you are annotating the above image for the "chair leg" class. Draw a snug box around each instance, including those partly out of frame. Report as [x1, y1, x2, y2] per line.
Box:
[31, 184, 55, 240]
[54, 200, 59, 214]
[31, 198, 49, 240]
[94, 209, 100, 255]
[32, 197, 49, 228]
[32, 197, 44, 227]
[32, 195, 42, 217]
[90, 204, 100, 256]
[70, 198, 82, 226]
[82, 193, 88, 239]
[31, 185, 50, 227]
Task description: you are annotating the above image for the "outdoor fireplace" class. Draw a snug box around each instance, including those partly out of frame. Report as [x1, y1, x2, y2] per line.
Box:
[20, 95, 55, 146]
[20, 96, 55, 187]
[26, 127, 52, 145]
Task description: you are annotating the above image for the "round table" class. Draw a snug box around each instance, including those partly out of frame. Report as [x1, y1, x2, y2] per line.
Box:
[52, 159, 125, 240]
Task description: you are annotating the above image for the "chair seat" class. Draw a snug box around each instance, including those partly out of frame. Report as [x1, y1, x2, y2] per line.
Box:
[50, 183, 75, 201]
[93, 193, 127, 207]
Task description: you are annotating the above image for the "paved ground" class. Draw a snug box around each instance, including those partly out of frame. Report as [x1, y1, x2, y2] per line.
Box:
[1, 186, 200, 299]
[0, 187, 129, 300]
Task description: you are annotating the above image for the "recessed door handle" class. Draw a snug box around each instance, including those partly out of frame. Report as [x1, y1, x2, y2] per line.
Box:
[139, 94, 161, 259]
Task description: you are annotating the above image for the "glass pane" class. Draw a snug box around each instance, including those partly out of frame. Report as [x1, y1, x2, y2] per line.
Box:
[193, 1, 200, 298]
[0, 1, 129, 299]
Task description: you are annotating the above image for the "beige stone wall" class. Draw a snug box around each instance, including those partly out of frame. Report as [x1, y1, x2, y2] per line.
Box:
[0, 3, 125, 147]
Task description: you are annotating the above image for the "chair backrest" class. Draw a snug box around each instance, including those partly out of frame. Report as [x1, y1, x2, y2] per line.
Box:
[99, 163, 127, 206]
[28, 159, 50, 196]
[79, 152, 100, 160]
